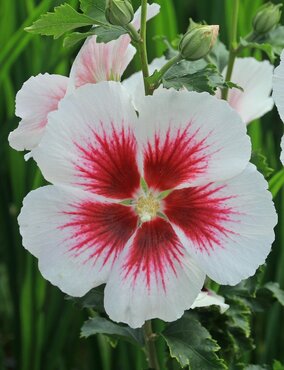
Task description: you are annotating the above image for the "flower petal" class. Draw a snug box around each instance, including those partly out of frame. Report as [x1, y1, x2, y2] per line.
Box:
[220, 58, 274, 124]
[122, 57, 166, 108]
[136, 88, 251, 191]
[164, 164, 277, 285]
[132, 3, 160, 30]
[104, 218, 205, 328]
[18, 185, 138, 296]
[68, 3, 160, 92]
[190, 290, 229, 313]
[33, 82, 140, 200]
[9, 73, 68, 151]
[68, 34, 136, 91]
[272, 50, 284, 165]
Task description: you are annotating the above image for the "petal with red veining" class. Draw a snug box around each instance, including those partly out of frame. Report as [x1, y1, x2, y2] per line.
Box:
[164, 164, 277, 285]
[18, 185, 138, 297]
[104, 218, 205, 328]
[136, 88, 251, 191]
[33, 82, 140, 200]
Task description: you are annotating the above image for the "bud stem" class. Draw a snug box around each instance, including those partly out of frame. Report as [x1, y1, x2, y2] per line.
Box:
[221, 0, 239, 100]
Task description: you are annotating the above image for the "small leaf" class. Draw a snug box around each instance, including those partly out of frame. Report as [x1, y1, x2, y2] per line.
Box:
[140, 178, 149, 193]
[273, 360, 284, 370]
[162, 60, 227, 95]
[162, 314, 227, 369]
[262, 25, 284, 56]
[269, 168, 284, 198]
[93, 25, 127, 43]
[66, 285, 105, 312]
[209, 39, 229, 72]
[79, 0, 106, 21]
[25, 4, 99, 39]
[262, 282, 284, 306]
[81, 316, 144, 346]
[239, 37, 275, 63]
[245, 366, 269, 370]
[250, 151, 274, 178]
[63, 30, 96, 47]
[158, 190, 172, 200]
[119, 199, 134, 206]
[225, 297, 251, 337]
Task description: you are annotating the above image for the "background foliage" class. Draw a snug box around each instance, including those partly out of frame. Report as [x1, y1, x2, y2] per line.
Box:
[1, 0, 284, 369]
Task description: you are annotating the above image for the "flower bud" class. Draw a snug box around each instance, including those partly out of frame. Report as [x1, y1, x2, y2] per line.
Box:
[105, 0, 134, 27]
[253, 2, 282, 34]
[179, 25, 219, 61]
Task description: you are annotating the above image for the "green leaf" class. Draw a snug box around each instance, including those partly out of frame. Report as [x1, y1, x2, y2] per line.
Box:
[140, 178, 149, 193]
[262, 26, 284, 56]
[163, 60, 226, 95]
[162, 314, 227, 369]
[92, 25, 127, 43]
[239, 37, 275, 63]
[66, 285, 105, 312]
[273, 360, 284, 370]
[245, 366, 269, 370]
[25, 4, 98, 39]
[262, 282, 284, 306]
[250, 151, 274, 178]
[225, 297, 251, 337]
[269, 168, 284, 198]
[63, 30, 96, 47]
[209, 39, 229, 72]
[79, 0, 106, 21]
[81, 316, 144, 346]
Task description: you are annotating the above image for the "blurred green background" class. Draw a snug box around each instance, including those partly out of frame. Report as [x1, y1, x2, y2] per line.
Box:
[1, 0, 284, 369]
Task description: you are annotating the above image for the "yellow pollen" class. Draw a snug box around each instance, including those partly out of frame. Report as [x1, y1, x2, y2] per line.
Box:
[136, 193, 160, 223]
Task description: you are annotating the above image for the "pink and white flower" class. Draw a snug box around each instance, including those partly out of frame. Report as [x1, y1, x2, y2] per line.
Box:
[220, 57, 274, 124]
[8, 3, 160, 152]
[18, 82, 277, 328]
[272, 50, 284, 165]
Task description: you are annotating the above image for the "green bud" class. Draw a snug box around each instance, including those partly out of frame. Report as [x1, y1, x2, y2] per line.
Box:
[105, 0, 134, 27]
[253, 2, 282, 34]
[179, 25, 219, 61]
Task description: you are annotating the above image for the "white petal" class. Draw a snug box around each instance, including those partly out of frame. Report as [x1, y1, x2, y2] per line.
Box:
[222, 58, 274, 124]
[123, 56, 166, 107]
[190, 290, 229, 313]
[9, 73, 68, 151]
[32, 82, 139, 199]
[273, 50, 284, 122]
[104, 219, 205, 328]
[272, 50, 284, 165]
[281, 135, 284, 165]
[136, 88, 251, 190]
[68, 35, 136, 92]
[18, 185, 138, 297]
[166, 164, 277, 285]
[132, 3, 160, 30]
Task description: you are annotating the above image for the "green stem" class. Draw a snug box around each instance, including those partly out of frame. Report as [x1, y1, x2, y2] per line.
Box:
[156, 54, 182, 80]
[143, 320, 160, 370]
[140, 0, 150, 82]
[125, 1, 151, 95]
[221, 0, 239, 100]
